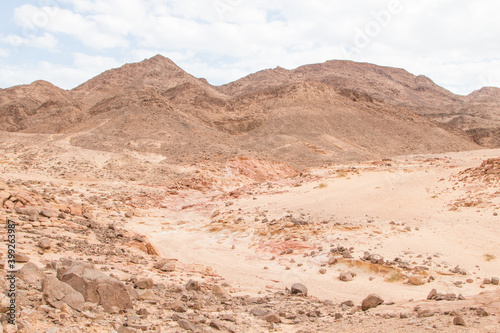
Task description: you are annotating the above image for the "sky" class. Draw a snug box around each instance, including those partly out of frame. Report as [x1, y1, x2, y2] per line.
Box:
[0, 0, 499, 95]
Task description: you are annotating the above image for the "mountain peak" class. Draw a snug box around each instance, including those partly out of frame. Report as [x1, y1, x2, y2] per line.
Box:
[72, 54, 194, 94]
[141, 54, 181, 69]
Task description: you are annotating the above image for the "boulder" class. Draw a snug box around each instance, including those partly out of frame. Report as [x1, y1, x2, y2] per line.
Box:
[453, 316, 466, 326]
[265, 313, 281, 323]
[40, 209, 58, 218]
[135, 278, 153, 289]
[0, 293, 11, 313]
[185, 279, 201, 291]
[339, 272, 354, 282]
[14, 253, 30, 263]
[38, 238, 52, 250]
[59, 264, 133, 312]
[408, 274, 425, 286]
[291, 283, 307, 296]
[0, 191, 10, 205]
[361, 294, 384, 311]
[16, 262, 47, 290]
[42, 277, 85, 312]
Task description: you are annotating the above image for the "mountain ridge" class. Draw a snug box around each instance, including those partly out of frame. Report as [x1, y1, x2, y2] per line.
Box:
[0, 55, 499, 171]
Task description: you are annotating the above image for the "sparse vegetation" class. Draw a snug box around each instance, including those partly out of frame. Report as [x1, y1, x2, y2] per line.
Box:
[386, 270, 405, 282]
[318, 182, 328, 189]
[484, 254, 496, 261]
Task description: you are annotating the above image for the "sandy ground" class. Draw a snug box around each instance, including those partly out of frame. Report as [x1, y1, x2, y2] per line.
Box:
[127, 149, 500, 308]
[1, 133, 499, 331]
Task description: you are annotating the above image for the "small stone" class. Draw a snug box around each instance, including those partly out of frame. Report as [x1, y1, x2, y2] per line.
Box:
[483, 278, 492, 284]
[328, 257, 338, 265]
[319, 268, 326, 274]
[220, 314, 236, 322]
[418, 309, 435, 317]
[251, 308, 268, 317]
[14, 253, 30, 263]
[491, 277, 499, 285]
[185, 280, 200, 291]
[40, 209, 58, 218]
[117, 326, 140, 333]
[265, 313, 281, 323]
[135, 278, 153, 289]
[171, 299, 187, 313]
[453, 316, 466, 326]
[408, 275, 425, 286]
[361, 294, 384, 311]
[160, 263, 176, 272]
[290, 283, 307, 296]
[177, 319, 197, 331]
[212, 285, 229, 298]
[476, 308, 489, 317]
[427, 289, 437, 300]
[339, 272, 354, 282]
[209, 319, 225, 330]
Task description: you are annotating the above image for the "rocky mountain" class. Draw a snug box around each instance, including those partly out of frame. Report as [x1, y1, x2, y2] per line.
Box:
[0, 55, 498, 170]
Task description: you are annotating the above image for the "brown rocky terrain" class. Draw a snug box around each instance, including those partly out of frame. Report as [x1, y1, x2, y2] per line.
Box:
[1, 149, 500, 332]
[1, 56, 499, 332]
[2, 55, 499, 179]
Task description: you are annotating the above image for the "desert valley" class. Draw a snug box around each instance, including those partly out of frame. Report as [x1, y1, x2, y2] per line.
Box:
[0, 55, 499, 332]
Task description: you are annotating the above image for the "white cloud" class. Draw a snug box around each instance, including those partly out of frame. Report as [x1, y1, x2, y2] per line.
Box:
[0, 53, 122, 89]
[13, 4, 129, 49]
[2, 0, 500, 94]
[0, 48, 9, 58]
[1, 32, 58, 50]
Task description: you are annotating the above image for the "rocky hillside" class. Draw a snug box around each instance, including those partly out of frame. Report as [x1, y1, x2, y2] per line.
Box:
[1, 55, 498, 171]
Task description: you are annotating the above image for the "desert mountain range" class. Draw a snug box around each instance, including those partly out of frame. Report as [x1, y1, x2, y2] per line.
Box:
[1, 55, 499, 170]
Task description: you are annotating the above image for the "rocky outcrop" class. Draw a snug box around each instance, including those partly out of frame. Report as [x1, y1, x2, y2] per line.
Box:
[59, 263, 133, 312]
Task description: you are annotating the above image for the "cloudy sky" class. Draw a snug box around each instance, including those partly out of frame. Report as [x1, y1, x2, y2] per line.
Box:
[0, 0, 499, 95]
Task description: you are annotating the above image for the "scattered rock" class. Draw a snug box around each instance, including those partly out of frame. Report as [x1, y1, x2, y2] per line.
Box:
[16, 262, 47, 290]
[42, 277, 85, 312]
[476, 308, 489, 317]
[178, 319, 197, 331]
[135, 278, 153, 289]
[408, 274, 425, 286]
[453, 316, 466, 326]
[117, 326, 140, 333]
[0, 293, 11, 313]
[339, 271, 355, 282]
[14, 253, 30, 263]
[212, 285, 229, 298]
[38, 238, 52, 250]
[491, 277, 499, 285]
[210, 319, 225, 330]
[361, 294, 384, 311]
[171, 299, 187, 313]
[290, 283, 307, 296]
[59, 264, 133, 312]
[328, 257, 338, 265]
[185, 279, 201, 291]
[159, 262, 176, 272]
[40, 209, 58, 218]
[265, 313, 281, 323]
